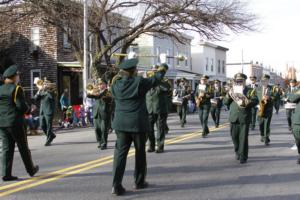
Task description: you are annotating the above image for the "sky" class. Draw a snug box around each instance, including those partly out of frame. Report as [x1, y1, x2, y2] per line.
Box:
[193, 0, 300, 74]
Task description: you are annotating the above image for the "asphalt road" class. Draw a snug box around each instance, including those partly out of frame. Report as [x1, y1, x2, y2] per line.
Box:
[1, 108, 300, 200]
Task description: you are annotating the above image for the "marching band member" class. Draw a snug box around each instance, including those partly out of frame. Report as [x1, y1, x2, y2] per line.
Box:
[223, 73, 258, 164]
[286, 84, 300, 163]
[284, 79, 299, 131]
[0, 65, 39, 181]
[110, 58, 168, 196]
[257, 74, 275, 146]
[146, 64, 171, 153]
[34, 78, 56, 146]
[173, 78, 190, 128]
[210, 79, 226, 128]
[273, 84, 282, 114]
[248, 76, 258, 130]
[195, 75, 213, 137]
[87, 78, 112, 150]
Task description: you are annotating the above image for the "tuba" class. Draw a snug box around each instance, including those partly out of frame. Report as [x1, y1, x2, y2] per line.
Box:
[228, 85, 249, 108]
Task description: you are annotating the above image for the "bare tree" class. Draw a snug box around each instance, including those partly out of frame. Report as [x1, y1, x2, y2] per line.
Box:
[1, 0, 257, 78]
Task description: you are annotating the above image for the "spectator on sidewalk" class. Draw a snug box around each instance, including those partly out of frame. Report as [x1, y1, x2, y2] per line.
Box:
[60, 88, 70, 122]
[25, 104, 39, 135]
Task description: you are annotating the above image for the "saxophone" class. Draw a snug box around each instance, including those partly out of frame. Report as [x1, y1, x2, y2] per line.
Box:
[196, 84, 207, 107]
[258, 87, 268, 117]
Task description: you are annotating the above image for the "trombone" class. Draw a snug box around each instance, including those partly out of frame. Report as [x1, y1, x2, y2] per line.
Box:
[111, 52, 187, 62]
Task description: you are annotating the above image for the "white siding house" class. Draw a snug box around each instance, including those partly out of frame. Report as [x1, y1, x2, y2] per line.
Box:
[191, 41, 228, 82]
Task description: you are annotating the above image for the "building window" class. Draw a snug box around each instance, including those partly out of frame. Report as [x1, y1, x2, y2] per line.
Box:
[222, 60, 225, 74]
[30, 69, 41, 98]
[156, 47, 160, 63]
[166, 49, 170, 64]
[31, 27, 40, 50]
[218, 60, 221, 73]
[63, 27, 71, 49]
[185, 54, 188, 66]
[206, 57, 209, 71]
[211, 58, 214, 72]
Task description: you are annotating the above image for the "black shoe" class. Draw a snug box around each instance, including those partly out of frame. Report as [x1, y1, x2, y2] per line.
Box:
[2, 175, 18, 181]
[235, 153, 240, 161]
[133, 182, 149, 190]
[29, 165, 39, 177]
[265, 138, 270, 146]
[156, 149, 164, 153]
[147, 148, 155, 153]
[111, 185, 126, 196]
[265, 141, 270, 146]
[240, 159, 247, 164]
[297, 157, 300, 165]
[260, 137, 265, 143]
[101, 145, 107, 150]
[289, 127, 292, 131]
[45, 134, 56, 146]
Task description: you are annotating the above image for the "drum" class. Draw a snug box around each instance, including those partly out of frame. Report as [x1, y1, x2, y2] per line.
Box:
[285, 102, 297, 110]
[172, 96, 183, 105]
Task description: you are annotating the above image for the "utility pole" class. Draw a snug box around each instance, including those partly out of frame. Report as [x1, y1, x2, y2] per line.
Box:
[241, 49, 244, 74]
[83, 0, 88, 103]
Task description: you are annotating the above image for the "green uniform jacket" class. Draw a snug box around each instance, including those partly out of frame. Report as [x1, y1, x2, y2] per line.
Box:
[211, 86, 226, 108]
[223, 87, 258, 124]
[146, 78, 171, 114]
[256, 85, 275, 117]
[285, 87, 300, 99]
[0, 84, 29, 127]
[87, 89, 112, 120]
[195, 84, 213, 108]
[111, 72, 165, 133]
[34, 90, 55, 116]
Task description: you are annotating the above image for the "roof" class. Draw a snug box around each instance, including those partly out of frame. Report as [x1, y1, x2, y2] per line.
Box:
[199, 40, 229, 51]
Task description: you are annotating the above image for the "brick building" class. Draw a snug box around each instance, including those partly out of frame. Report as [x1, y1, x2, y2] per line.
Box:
[0, 12, 84, 105]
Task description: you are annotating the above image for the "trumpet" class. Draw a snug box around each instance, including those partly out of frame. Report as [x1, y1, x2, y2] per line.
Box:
[35, 77, 56, 92]
[86, 83, 100, 95]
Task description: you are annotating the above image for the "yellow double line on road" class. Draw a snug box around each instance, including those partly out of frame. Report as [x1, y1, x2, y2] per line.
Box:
[0, 123, 229, 197]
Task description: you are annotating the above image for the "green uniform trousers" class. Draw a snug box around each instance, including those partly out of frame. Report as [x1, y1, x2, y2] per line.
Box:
[250, 107, 257, 129]
[0, 126, 35, 176]
[293, 125, 300, 154]
[230, 122, 249, 161]
[177, 103, 187, 126]
[274, 101, 280, 114]
[148, 113, 167, 150]
[94, 118, 109, 147]
[112, 131, 146, 187]
[40, 114, 55, 141]
[210, 106, 221, 127]
[286, 109, 295, 129]
[198, 106, 210, 136]
[259, 115, 272, 142]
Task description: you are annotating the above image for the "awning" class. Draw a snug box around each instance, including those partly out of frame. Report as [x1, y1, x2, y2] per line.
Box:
[57, 62, 82, 72]
[57, 61, 82, 68]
